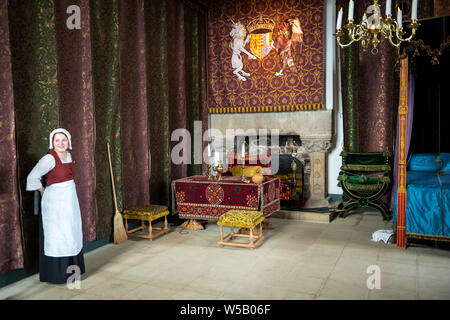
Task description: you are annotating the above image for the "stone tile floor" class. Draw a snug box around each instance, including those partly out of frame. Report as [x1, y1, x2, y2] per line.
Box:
[1, 211, 450, 300]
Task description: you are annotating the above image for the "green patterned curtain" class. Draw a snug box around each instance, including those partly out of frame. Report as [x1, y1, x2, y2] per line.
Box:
[8, 0, 60, 271]
[185, 6, 202, 177]
[337, 0, 395, 153]
[167, 0, 188, 181]
[337, 0, 359, 152]
[337, 0, 396, 208]
[145, 0, 171, 207]
[118, 0, 151, 209]
[90, 0, 122, 239]
[1, 0, 208, 274]
[198, 9, 209, 176]
[145, 0, 208, 208]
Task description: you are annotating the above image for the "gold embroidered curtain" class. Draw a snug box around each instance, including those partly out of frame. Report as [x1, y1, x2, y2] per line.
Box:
[0, 0, 207, 274]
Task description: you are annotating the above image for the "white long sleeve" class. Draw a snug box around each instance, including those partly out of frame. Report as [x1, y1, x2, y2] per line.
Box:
[26, 152, 72, 191]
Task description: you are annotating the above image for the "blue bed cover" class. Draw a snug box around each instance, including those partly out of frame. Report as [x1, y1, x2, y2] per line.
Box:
[393, 171, 450, 237]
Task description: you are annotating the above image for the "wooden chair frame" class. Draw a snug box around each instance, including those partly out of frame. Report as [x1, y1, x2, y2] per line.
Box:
[124, 215, 171, 241]
[217, 223, 264, 250]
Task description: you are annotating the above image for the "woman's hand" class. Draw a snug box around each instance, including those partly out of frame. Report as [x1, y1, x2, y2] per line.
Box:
[39, 187, 45, 196]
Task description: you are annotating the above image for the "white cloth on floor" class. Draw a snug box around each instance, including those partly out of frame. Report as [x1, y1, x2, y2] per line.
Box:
[371, 229, 394, 244]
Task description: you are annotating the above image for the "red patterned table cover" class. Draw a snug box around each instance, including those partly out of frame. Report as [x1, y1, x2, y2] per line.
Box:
[172, 175, 280, 220]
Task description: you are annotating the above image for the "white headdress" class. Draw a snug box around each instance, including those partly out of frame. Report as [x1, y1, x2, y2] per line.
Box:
[49, 128, 72, 150]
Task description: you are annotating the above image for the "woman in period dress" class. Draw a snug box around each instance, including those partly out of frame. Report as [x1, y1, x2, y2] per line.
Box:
[26, 128, 85, 284]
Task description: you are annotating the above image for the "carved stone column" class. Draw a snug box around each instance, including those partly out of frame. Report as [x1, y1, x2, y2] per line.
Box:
[302, 138, 332, 208]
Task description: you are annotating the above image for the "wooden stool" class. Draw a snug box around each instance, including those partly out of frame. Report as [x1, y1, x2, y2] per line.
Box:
[217, 210, 264, 250]
[122, 205, 171, 241]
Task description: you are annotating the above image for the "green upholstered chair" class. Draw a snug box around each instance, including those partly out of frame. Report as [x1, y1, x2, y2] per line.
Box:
[337, 150, 392, 220]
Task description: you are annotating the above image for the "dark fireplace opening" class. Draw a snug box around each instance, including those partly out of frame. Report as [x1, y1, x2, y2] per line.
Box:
[233, 134, 306, 211]
[277, 154, 305, 210]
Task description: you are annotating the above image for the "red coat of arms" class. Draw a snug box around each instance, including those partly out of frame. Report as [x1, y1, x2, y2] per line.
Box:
[247, 16, 275, 60]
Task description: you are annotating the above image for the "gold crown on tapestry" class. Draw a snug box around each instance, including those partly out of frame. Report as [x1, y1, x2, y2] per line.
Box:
[247, 16, 275, 34]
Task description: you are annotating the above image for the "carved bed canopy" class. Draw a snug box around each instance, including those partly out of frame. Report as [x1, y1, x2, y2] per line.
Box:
[399, 15, 450, 65]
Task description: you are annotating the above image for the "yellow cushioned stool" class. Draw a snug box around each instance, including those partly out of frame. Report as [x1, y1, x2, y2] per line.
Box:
[122, 205, 171, 241]
[217, 210, 264, 250]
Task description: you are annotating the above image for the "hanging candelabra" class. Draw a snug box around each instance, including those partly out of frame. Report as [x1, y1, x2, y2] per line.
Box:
[335, 0, 420, 54]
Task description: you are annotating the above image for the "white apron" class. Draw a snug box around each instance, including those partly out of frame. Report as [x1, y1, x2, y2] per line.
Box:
[41, 179, 83, 257]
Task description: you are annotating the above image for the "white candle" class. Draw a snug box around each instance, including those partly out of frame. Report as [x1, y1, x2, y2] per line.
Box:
[336, 7, 343, 30]
[362, 13, 367, 22]
[215, 151, 220, 165]
[348, 0, 354, 21]
[411, 0, 417, 20]
[385, 0, 392, 16]
[397, 7, 402, 28]
[241, 143, 245, 159]
[207, 143, 211, 157]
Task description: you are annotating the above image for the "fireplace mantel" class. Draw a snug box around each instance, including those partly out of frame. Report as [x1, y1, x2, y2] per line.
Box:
[211, 110, 332, 140]
[210, 110, 333, 208]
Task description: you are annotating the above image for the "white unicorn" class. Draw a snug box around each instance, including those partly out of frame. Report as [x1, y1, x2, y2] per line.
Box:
[229, 21, 256, 81]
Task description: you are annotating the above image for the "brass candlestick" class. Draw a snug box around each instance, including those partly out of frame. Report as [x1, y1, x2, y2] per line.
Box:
[291, 158, 297, 198]
[214, 161, 224, 181]
[207, 163, 213, 180]
[241, 163, 249, 183]
[206, 156, 213, 180]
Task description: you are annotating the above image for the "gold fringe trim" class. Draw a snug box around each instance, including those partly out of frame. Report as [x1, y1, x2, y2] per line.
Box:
[209, 104, 325, 114]
[406, 232, 450, 241]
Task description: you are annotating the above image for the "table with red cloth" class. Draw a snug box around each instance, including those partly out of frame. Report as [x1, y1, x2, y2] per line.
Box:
[172, 175, 280, 220]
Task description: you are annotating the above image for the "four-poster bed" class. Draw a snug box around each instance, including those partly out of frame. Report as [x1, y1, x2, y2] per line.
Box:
[394, 42, 450, 248]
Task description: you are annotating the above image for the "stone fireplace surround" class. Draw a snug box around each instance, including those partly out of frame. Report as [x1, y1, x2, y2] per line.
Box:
[210, 110, 333, 209]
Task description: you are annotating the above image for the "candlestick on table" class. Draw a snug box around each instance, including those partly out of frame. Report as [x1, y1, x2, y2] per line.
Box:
[240, 143, 249, 183]
[240, 158, 250, 183]
[207, 157, 213, 180]
[205, 144, 212, 179]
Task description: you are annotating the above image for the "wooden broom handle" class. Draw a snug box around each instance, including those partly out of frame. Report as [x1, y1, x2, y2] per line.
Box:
[107, 143, 119, 212]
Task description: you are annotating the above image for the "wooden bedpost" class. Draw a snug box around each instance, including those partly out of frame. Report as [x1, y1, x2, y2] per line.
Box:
[396, 57, 409, 249]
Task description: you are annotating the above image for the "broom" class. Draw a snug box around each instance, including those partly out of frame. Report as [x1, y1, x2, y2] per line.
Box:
[107, 142, 128, 244]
